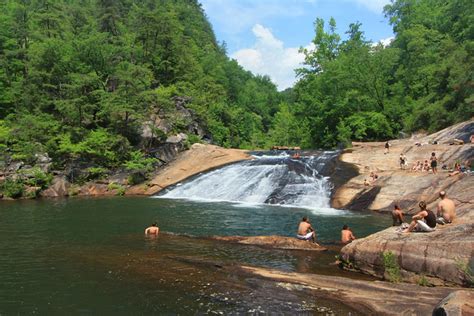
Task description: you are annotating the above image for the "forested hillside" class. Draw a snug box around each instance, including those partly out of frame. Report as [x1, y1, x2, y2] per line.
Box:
[0, 0, 472, 184]
[0, 0, 280, 174]
[280, 0, 473, 148]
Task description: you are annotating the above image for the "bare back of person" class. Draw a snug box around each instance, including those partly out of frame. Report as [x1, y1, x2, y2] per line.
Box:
[298, 221, 312, 235]
[341, 229, 355, 244]
[438, 198, 456, 222]
[145, 223, 160, 235]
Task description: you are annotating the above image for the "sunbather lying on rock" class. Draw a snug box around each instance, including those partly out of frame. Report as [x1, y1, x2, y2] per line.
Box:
[403, 201, 436, 233]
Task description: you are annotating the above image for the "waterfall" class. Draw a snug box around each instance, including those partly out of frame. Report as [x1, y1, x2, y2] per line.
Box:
[157, 152, 339, 210]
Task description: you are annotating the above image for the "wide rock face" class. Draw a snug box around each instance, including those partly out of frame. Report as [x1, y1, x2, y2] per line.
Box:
[340, 222, 474, 286]
[332, 119, 473, 213]
[335, 120, 474, 286]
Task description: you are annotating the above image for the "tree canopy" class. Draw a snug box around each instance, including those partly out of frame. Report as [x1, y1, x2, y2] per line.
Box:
[0, 0, 472, 171]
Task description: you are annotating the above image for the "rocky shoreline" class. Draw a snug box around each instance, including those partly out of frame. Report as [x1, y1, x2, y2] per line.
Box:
[26, 143, 251, 199]
[333, 119, 473, 287]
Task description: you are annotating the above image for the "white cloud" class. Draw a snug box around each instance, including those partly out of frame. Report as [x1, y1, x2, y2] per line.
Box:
[200, 0, 308, 35]
[231, 24, 310, 91]
[343, 0, 391, 13]
[378, 36, 394, 46]
[371, 36, 394, 47]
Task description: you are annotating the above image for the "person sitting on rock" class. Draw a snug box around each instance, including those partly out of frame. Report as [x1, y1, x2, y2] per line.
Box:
[341, 225, 356, 244]
[369, 171, 378, 183]
[403, 201, 436, 233]
[436, 191, 456, 224]
[363, 178, 370, 186]
[297, 216, 317, 243]
[392, 205, 404, 226]
[422, 160, 430, 172]
[145, 222, 160, 235]
[411, 160, 421, 172]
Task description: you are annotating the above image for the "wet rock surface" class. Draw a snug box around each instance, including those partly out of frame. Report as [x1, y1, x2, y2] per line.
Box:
[210, 235, 328, 251]
[241, 265, 465, 316]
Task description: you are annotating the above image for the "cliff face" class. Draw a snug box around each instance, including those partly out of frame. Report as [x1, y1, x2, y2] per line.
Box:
[335, 119, 474, 286]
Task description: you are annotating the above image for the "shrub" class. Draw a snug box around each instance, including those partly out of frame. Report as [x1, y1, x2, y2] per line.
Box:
[22, 168, 53, 189]
[107, 182, 125, 196]
[2, 178, 24, 198]
[382, 251, 401, 283]
[123, 151, 157, 173]
[417, 275, 430, 287]
[455, 258, 473, 287]
[184, 134, 202, 149]
[86, 167, 108, 180]
[127, 172, 146, 185]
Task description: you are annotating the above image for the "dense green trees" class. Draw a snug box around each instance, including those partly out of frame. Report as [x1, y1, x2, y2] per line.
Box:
[0, 0, 280, 170]
[0, 0, 472, 173]
[287, 0, 473, 148]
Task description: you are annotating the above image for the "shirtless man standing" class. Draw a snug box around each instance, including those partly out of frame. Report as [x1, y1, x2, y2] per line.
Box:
[297, 216, 316, 243]
[437, 191, 456, 224]
[145, 222, 160, 235]
[341, 225, 356, 244]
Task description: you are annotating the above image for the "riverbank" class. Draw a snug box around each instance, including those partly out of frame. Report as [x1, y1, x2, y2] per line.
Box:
[36, 143, 251, 198]
[332, 119, 473, 286]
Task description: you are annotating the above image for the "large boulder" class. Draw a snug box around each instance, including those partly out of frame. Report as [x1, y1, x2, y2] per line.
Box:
[433, 290, 474, 316]
[340, 220, 474, 286]
[40, 176, 70, 197]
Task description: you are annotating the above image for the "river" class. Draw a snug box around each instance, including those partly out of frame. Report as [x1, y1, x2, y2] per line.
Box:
[0, 196, 390, 314]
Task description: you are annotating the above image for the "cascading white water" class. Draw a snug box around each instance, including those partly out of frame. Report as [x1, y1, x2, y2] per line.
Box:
[158, 153, 336, 210]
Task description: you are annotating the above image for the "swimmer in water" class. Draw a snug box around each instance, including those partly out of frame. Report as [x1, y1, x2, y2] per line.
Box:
[145, 222, 160, 235]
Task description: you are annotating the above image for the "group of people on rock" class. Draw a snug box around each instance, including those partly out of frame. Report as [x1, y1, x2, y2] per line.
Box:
[407, 152, 439, 173]
[294, 190, 456, 248]
[392, 191, 456, 233]
[363, 171, 379, 186]
[297, 216, 355, 245]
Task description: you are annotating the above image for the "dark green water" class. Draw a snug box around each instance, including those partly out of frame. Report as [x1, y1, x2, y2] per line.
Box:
[0, 197, 390, 314]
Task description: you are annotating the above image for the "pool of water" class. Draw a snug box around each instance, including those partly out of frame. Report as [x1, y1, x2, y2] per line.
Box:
[0, 197, 391, 314]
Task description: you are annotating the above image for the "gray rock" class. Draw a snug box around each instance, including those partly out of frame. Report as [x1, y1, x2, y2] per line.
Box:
[35, 153, 52, 164]
[166, 133, 188, 144]
[432, 290, 474, 316]
[7, 161, 24, 172]
[40, 176, 70, 197]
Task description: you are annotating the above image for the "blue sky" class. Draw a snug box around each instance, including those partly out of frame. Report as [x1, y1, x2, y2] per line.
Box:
[200, 0, 394, 90]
